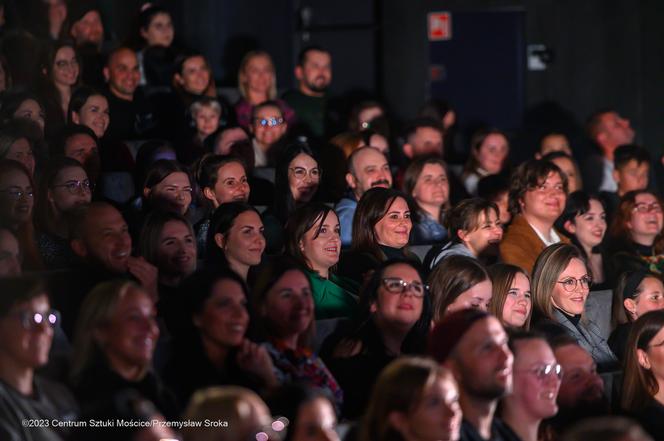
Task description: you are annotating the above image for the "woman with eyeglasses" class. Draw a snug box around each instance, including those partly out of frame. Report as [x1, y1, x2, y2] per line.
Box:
[35, 157, 93, 269]
[0, 278, 78, 441]
[252, 259, 343, 410]
[321, 259, 432, 419]
[608, 190, 664, 277]
[609, 271, 664, 361]
[531, 243, 617, 370]
[285, 203, 359, 319]
[235, 50, 295, 131]
[489, 263, 533, 330]
[500, 331, 562, 441]
[0, 159, 42, 270]
[620, 310, 664, 439]
[263, 143, 321, 254]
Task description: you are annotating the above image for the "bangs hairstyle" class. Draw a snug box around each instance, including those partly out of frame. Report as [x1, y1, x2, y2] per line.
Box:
[351, 187, 416, 260]
[190, 96, 222, 118]
[444, 198, 499, 244]
[555, 191, 605, 258]
[488, 263, 532, 330]
[610, 190, 664, 253]
[139, 210, 194, 266]
[285, 203, 338, 274]
[531, 243, 588, 321]
[621, 310, 664, 412]
[464, 127, 509, 175]
[508, 159, 568, 215]
[273, 142, 320, 224]
[67, 86, 104, 123]
[427, 255, 490, 322]
[142, 159, 191, 196]
[402, 155, 450, 220]
[361, 357, 456, 441]
[238, 50, 277, 100]
[173, 52, 216, 98]
[204, 202, 260, 268]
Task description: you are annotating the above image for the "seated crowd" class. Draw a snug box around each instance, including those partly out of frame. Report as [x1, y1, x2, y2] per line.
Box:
[1, 2, 664, 441]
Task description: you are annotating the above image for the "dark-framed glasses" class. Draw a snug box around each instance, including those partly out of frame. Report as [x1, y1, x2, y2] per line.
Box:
[381, 278, 427, 297]
[53, 179, 94, 194]
[557, 275, 592, 292]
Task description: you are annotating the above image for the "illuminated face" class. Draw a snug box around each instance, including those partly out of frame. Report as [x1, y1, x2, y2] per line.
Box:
[348, 148, 392, 199]
[459, 209, 503, 257]
[146, 172, 192, 215]
[242, 54, 274, 97]
[597, 112, 634, 149]
[155, 220, 196, 278]
[501, 272, 532, 328]
[207, 161, 249, 207]
[446, 280, 493, 315]
[521, 172, 566, 226]
[412, 163, 449, 210]
[300, 211, 341, 274]
[614, 160, 649, 195]
[252, 105, 286, 147]
[288, 153, 320, 203]
[195, 278, 249, 348]
[0, 294, 54, 369]
[72, 95, 110, 138]
[141, 12, 174, 47]
[374, 197, 412, 249]
[373, 263, 424, 329]
[48, 166, 92, 215]
[52, 46, 79, 87]
[176, 56, 210, 95]
[105, 49, 140, 100]
[475, 133, 508, 174]
[564, 198, 606, 250]
[628, 193, 663, 244]
[550, 156, 579, 193]
[215, 210, 266, 269]
[194, 105, 220, 138]
[297, 50, 332, 95]
[551, 258, 591, 316]
[624, 276, 664, 320]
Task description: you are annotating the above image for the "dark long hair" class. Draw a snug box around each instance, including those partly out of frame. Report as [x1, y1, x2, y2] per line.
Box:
[273, 142, 320, 224]
[556, 190, 606, 259]
[285, 202, 338, 274]
[204, 202, 261, 268]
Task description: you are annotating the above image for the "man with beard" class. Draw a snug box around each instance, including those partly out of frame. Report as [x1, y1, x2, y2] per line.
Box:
[428, 198, 504, 269]
[429, 309, 520, 441]
[68, 0, 106, 88]
[283, 46, 333, 138]
[540, 335, 610, 440]
[336, 147, 392, 247]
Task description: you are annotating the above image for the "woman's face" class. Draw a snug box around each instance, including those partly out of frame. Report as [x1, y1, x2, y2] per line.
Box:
[501, 272, 532, 328]
[98, 287, 159, 372]
[219, 211, 265, 268]
[0, 294, 54, 369]
[195, 278, 249, 348]
[252, 105, 286, 147]
[52, 46, 79, 87]
[494, 191, 512, 225]
[155, 220, 196, 278]
[374, 263, 424, 329]
[177, 56, 210, 95]
[521, 172, 566, 226]
[475, 133, 508, 174]
[565, 199, 606, 250]
[147, 171, 192, 215]
[73, 95, 109, 138]
[262, 270, 314, 339]
[551, 257, 591, 315]
[509, 339, 561, 420]
[243, 54, 274, 96]
[412, 163, 449, 211]
[0, 169, 33, 228]
[301, 211, 341, 274]
[290, 397, 340, 441]
[48, 166, 91, 214]
[14, 99, 45, 131]
[194, 105, 220, 138]
[446, 280, 493, 315]
[374, 197, 412, 249]
[142, 12, 174, 47]
[626, 277, 664, 320]
[5, 137, 35, 176]
[208, 162, 249, 207]
[396, 374, 461, 441]
[551, 157, 580, 193]
[641, 326, 664, 386]
[288, 153, 320, 204]
[628, 193, 664, 242]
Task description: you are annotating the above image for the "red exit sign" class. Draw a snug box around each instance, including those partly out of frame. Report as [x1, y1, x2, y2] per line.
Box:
[428, 11, 452, 41]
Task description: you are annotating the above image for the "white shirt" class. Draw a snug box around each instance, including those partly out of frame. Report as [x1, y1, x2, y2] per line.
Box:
[529, 222, 561, 247]
[599, 156, 617, 192]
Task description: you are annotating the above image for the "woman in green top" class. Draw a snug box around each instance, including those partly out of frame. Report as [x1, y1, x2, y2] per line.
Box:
[285, 203, 359, 319]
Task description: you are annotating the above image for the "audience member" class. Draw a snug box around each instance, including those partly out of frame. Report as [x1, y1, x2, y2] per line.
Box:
[133, 5, 175, 85]
[600, 144, 651, 221]
[542, 151, 582, 193]
[0, 121, 36, 176]
[477, 173, 512, 225]
[401, 118, 444, 160]
[249, 100, 289, 167]
[182, 97, 221, 164]
[285, 203, 359, 319]
[1, 91, 46, 135]
[462, 128, 510, 196]
[54, 124, 101, 183]
[67, 0, 105, 88]
[489, 263, 532, 329]
[0, 227, 21, 277]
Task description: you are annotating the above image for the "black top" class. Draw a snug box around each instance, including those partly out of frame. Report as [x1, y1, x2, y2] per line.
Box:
[104, 87, 159, 142]
[460, 418, 523, 441]
[337, 245, 420, 286]
[608, 322, 631, 362]
[627, 398, 664, 441]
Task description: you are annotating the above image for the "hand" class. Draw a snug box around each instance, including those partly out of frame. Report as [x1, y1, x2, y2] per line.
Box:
[236, 339, 278, 387]
[127, 256, 159, 302]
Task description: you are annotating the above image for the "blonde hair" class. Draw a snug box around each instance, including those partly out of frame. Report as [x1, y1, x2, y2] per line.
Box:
[237, 50, 277, 100]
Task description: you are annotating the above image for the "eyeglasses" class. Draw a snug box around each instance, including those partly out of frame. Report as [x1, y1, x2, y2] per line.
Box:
[0, 188, 34, 200]
[8, 309, 60, 330]
[52, 179, 94, 194]
[516, 363, 563, 381]
[254, 117, 284, 127]
[557, 275, 592, 292]
[55, 59, 79, 70]
[289, 167, 321, 181]
[633, 202, 662, 214]
[382, 278, 428, 298]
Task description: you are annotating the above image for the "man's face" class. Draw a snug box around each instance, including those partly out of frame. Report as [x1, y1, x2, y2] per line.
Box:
[347, 148, 392, 199]
[297, 50, 332, 96]
[554, 344, 604, 408]
[448, 316, 513, 401]
[70, 10, 104, 47]
[104, 49, 140, 100]
[614, 159, 649, 195]
[597, 112, 635, 150]
[405, 127, 444, 158]
[75, 205, 131, 274]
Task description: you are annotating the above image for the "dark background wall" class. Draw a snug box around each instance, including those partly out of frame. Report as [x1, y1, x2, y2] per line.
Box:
[116, 0, 664, 157]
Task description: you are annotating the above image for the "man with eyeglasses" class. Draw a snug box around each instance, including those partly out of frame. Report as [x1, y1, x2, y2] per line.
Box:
[250, 101, 288, 167]
[0, 278, 78, 441]
[429, 309, 520, 441]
